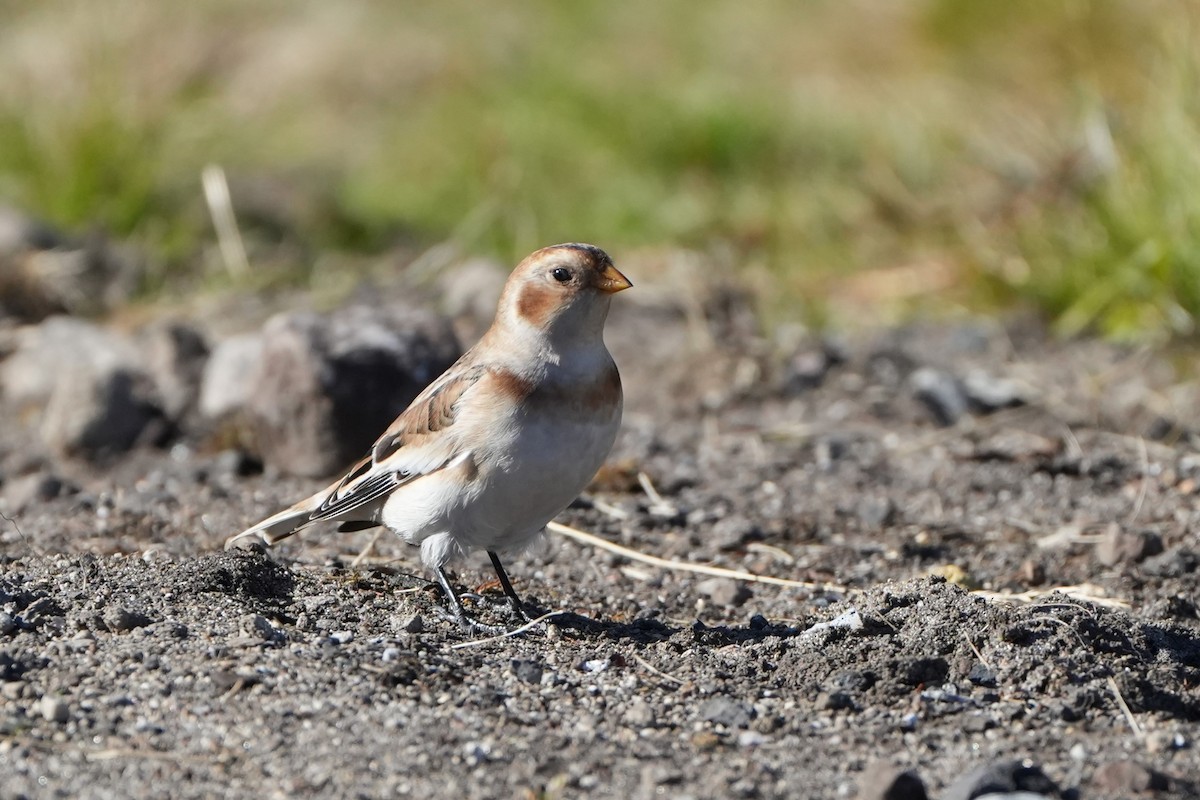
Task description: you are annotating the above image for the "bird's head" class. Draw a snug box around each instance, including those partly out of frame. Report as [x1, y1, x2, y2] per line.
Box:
[496, 243, 631, 343]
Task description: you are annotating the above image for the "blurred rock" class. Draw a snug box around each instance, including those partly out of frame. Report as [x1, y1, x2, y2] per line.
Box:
[1094, 523, 1163, 568]
[1, 473, 78, 514]
[199, 332, 264, 420]
[1141, 546, 1199, 578]
[103, 606, 154, 633]
[943, 760, 1062, 800]
[38, 696, 69, 724]
[0, 206, 60, 256]
[1090, 760, 1171, 794]
[911, 367, 967, 426]
[857, 765, 928, 800]
[139, 321, 210, 422]
[699, 696, 754, 728]
[42, 359, 168, 462]
[247, 306, 459, 477]
[0, 215, 141, 322]
[696, 577, 752, 607]
[2, 317, 168, 462]
[962, 369, 1027, 413]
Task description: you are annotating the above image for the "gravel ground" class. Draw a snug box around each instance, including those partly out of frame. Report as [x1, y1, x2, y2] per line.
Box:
[2, 288, 1199, 799]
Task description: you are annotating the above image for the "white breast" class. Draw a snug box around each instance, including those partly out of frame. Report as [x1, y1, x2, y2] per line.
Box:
[380, 373, 621, 569]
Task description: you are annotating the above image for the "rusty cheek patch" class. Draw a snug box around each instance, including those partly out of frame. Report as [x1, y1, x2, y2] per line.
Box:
[515, 282, 563, 328]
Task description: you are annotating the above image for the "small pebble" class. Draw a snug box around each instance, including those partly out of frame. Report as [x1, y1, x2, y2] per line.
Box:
[329, 630, 354, 645]
[700, 696, 754, 729]
[1091, 759, 1171, 794]
[911, 367, 967, 426]
[511, 659, 544, 685]
[39, 696, 69, 724]
[736, 730, 766, 748]
[856, 765, 928, 800]
[104, 607, 153, 633]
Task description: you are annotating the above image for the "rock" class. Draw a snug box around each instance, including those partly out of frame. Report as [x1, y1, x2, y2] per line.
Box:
[1094, 524, 1163, 567]
[1090, 760, 1171, 794]
[0, 225, 141, 321]
[967, 663, 998, 688]
[2, 317, 167, 461]
[818, 691, 855, 710]
[241, 613, 282, 642]
[42, 361, 168, 461]
[2, 472, 78, 513]
[2, 317, 128, 406]
[103, 607, 154, 633]
[856, 495, 895, 530]
[198, 332, 264, 419]
[911, 367, 967, 426]
[699, 695, 754, 729]
[781, 340, 844, 395]
[1141, 547, 1199, 578]
[695, 577, 752, 607]
[623, 698, 655, 728]
[943, 760, 1062, 800]
[245, 306, 460, 477]
[0, 205, 60, 256]
[140, 321, 209, 422]
[962, 369, 1027, 412]
[510, 659, 544, 685]
[38, 696, 69, 724]
[0, 611, 15, 636]
[0, 207, 64, 321]
[710, 515, 761, 551]
[857, 764, 928, 800]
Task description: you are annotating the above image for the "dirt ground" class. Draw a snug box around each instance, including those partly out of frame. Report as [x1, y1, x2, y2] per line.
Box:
[1, 283, 1199, 799]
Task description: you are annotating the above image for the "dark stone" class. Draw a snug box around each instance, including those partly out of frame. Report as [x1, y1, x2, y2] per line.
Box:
[1090, 760, 1171, 795]
[103, 607, 154, 633]
[1142, 547, 1199, 578]
[857, 765, 928, 800]
[699, 695, 755, 729]
[511, 659, 544, 685]
[943, 759, 1062, 800]
[140, 321, 210, 422]
[911, 368, 967, 426]
[967, 663, 997, 688]
[1095, 524, 1163, 567]
[962, 369, 1026, 413]
[246, 306, 460, 477]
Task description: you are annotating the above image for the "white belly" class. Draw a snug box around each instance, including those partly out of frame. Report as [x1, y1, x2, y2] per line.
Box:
[380, 406, 619, 568]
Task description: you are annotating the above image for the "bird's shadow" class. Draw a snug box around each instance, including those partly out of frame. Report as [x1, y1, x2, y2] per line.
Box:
[535, 608, 808, 646]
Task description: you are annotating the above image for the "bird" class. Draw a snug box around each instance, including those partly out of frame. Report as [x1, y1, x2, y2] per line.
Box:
[226, 243, 631, 631]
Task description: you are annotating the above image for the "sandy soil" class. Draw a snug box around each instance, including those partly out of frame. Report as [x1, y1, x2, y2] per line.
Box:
[1, 290, 1198, 799]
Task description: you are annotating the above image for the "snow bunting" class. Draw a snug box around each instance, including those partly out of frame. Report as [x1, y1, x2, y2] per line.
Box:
[227, 243, 631, 630]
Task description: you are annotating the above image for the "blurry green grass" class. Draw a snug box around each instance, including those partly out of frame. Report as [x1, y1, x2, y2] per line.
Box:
[0, 0, 1196, 338]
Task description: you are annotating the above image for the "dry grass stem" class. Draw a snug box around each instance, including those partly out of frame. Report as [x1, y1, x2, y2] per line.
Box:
[201, 164, 249, 279]
[450, 610, 567, 649]
[548, 521, 844, 592]
[974, 584, 1130, 610]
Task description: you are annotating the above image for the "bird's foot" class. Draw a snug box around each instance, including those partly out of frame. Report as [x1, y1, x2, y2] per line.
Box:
[435, 568, 529, 637]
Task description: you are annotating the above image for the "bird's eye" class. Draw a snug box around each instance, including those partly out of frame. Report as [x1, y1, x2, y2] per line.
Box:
[551, 267, 572, 283]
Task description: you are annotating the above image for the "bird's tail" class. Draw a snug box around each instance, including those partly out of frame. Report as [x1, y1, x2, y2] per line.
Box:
[224, 492, 323, 550]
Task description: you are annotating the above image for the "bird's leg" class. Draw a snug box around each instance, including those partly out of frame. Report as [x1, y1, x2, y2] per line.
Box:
[434, 567, 506, 635]
[487, 550, 530, 622]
